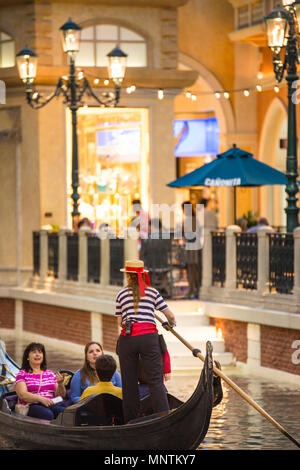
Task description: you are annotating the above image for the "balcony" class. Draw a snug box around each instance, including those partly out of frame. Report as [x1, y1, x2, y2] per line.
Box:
[229, 0, 281, 46]
[30, 225, 300, 315]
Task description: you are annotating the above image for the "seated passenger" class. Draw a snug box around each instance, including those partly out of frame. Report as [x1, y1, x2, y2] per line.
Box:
[80, 355, 122, 401]
[15, 342, 66, 420]
[70, 341, 122, 403]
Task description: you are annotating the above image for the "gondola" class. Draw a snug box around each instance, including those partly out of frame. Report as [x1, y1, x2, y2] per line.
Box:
[0, 340, 222, 450]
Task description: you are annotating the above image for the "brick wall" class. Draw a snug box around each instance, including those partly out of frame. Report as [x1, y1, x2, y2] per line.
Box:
[261, 325, 300, 376]
[102, 314, 119, 353]
[23, 301, 91, 346]
[0, 298, 15, 329]
[210, 318, 248, 363]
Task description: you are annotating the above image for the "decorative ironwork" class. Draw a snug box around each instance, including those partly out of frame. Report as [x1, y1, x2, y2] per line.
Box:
[141, 236, 173, 298]
[269, 232, 294, 294]
[109, 238, 124, 286]
[212, 231, 226, 287]
[236, 233, 258, 290]
[67, 233, 78, 281]
[48, 232, 59, 278]
[87, 233, 101, 283]
[33, 232, 40, 276]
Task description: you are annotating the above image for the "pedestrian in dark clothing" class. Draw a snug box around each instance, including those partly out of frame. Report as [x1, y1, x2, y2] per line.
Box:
[115, 259, 176, 423]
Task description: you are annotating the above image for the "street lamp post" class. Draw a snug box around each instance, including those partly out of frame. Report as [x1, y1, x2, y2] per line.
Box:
[16, 18, 127, 228]
[265, 1, 300, 233]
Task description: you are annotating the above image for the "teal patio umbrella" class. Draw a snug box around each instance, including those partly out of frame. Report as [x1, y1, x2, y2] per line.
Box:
[168, 146, 287, 223]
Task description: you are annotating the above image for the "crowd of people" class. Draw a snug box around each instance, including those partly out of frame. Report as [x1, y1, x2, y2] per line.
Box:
[13, 259, 176, 424]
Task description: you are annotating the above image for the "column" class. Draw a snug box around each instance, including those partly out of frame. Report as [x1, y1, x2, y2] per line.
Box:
[15, 299, 23, 337]
[257, 226, 274, 294]
[100, 237, 110, 286]
[201, 228, 213, 290]
[293, 227, 300, 297]
[39, 229, 48, 281]
[225, 225, 241, 290]
[58, 229, 68, 281]
[78, 228, 90, 284]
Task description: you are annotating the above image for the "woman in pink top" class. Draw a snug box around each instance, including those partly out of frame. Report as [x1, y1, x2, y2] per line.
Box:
[15, 342, 66, 420]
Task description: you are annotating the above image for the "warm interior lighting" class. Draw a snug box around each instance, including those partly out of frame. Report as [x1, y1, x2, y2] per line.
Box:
[256, 84, 262, 92]
[216, 328, 223, 340]
[224, 92, 230, 99]
[215, 92, 221, 99]
[243, 89, 250, 96]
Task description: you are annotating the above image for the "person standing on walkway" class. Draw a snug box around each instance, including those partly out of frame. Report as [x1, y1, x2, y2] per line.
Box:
[115, 259, 176, 423]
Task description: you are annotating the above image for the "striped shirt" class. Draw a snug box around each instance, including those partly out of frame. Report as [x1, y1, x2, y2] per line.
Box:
[115, 287, 168, 325]
[15, 369, 57, 405]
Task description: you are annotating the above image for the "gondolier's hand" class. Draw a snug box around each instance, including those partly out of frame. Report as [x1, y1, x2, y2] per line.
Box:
[162, 307, 176, 329]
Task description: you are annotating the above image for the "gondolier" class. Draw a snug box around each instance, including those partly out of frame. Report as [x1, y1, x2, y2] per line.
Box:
[116, 259, 176, 423]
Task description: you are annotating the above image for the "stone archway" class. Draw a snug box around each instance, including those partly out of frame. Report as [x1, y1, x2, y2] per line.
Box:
[175, 52, 236, 226]
[259, 97, 287, 227]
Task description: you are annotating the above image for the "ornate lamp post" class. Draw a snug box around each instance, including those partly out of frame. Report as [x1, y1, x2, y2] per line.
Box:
[16, 18, 127, 228]
[265, 1, 300, 232]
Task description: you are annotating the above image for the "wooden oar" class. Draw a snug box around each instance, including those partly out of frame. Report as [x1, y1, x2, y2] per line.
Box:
[155, 314, 300, 449]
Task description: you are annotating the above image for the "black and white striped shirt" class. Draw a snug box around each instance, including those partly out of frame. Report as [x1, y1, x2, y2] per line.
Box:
[115, 287, 168, 325]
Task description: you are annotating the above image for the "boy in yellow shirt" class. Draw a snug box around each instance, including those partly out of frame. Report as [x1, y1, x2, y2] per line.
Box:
[80, 354, 122, 400]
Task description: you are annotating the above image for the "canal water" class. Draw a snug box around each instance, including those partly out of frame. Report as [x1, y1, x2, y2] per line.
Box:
[1, 334, 300, 451]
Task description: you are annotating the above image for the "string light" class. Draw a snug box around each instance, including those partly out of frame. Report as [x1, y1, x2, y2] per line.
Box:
[158, 89, 164, 100]
[93, 78, 100, 85]
[243, 89, 250, 97]
[274, 86, 280, 93]
[215, 92, 221, 99]
[224, 92, 230, 99]
[191, 94, 197, 101]
[256, 84, 262, 92]
[104, 79, 109, 86]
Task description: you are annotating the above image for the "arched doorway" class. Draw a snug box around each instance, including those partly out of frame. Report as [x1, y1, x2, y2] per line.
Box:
[175, 53, 236, 227]
[259, 97, 287, 228]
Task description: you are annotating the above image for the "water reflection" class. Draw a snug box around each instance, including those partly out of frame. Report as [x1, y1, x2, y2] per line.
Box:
[1, 334, 300, 450]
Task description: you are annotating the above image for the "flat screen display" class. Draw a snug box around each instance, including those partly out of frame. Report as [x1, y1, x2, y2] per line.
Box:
[174, 117, 220, 157]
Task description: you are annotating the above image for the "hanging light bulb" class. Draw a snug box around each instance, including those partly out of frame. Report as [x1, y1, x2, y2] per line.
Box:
[224, 92, 230, 99]
[215, 92, 221, 99]
[256, 84, 262, 92]
[158, 89, 164, 100]
[191, 94, 197, 101]
[243, 89, 250, 97]
[94, 78, 100, 85]
[274, 85, 280, 93]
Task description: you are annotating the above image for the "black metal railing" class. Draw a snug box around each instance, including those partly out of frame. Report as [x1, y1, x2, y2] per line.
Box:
[67, 233, 78, 281]
[269, 233, 294, 294]
[33, 232, 40, 275]
[236, 233, 258, 290]
[48, 232, 59, 278]
[109, 237, 124, 286]
[87, 233, 101, 283]
[212, 231, 226, 287]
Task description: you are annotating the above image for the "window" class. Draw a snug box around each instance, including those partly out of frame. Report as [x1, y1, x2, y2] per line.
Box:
[0, 32, 15, 68]
[76, 24, 147, 68]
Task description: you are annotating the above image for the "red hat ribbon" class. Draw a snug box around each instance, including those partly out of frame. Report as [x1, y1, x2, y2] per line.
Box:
[125, 266, 150, 296]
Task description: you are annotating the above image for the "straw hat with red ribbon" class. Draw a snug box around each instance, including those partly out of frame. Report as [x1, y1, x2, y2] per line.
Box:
[121, 259, 150, 297]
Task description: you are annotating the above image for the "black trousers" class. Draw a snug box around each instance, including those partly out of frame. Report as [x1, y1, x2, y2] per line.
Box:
[118, 333, 169, 423]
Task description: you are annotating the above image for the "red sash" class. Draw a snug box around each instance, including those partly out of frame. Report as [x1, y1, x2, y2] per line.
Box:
[120, 322, 157, 336]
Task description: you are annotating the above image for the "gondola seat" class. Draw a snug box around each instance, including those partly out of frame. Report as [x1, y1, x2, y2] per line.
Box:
[53, 393, 124, 427]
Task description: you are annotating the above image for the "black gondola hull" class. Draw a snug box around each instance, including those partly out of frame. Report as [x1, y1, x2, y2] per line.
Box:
[0, 342, 214, 450]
